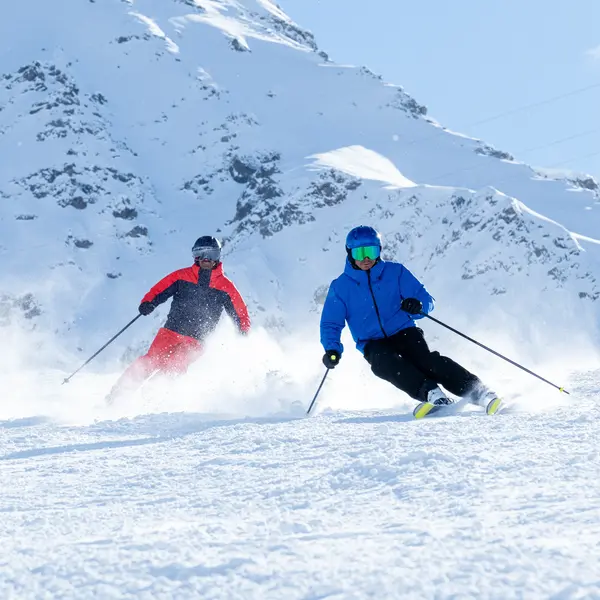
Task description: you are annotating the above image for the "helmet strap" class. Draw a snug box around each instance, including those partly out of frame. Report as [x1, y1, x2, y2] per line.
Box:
[346, 247, 358, 269]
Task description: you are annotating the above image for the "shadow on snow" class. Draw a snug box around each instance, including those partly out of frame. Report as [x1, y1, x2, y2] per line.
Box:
[0, 412, 303, 461]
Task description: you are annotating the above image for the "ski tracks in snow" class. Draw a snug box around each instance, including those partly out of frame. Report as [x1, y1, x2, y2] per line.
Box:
[1, 389, 600, 599]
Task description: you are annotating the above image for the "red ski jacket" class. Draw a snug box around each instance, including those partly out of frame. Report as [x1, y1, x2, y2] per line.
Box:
[140, 263, 251, 341]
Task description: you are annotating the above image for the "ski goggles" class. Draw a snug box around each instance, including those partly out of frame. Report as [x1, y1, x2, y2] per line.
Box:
[192, 246, 221, 261]
[350, 245, 380, 261]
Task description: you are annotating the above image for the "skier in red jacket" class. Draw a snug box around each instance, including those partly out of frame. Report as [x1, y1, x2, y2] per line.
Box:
[106, 236, 250, 403]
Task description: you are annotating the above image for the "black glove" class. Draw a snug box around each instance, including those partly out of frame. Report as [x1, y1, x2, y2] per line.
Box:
[401, 297, 423, 315]
[138, 302, 155, 316]
[322, 350, 341, 369]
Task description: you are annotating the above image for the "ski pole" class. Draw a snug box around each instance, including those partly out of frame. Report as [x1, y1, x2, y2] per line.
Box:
[307, 369, 330, 415]
[422, 313, 569, 394]
[62, 314, 142, 384]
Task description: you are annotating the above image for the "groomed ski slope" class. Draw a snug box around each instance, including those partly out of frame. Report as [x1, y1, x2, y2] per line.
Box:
[1, 372, 599, 599]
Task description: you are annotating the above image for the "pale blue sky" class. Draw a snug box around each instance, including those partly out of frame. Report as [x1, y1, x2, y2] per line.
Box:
[281, 0, 600, 179]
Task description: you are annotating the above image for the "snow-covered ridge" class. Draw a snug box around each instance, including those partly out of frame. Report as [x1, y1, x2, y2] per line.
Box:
[0, 0, 599, 358]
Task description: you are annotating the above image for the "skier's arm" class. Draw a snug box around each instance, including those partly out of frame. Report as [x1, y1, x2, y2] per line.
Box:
[320, 284, 347, 354]
[140, 271, 180, 308]
[220, 279, 251, 333]
[398, 266, 434, 318]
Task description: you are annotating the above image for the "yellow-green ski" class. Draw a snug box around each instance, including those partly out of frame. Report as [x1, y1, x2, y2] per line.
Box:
[485, 398, 503, 415]
[413, 402, 441, 419]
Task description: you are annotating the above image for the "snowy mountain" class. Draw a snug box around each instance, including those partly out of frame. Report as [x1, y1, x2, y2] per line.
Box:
[1, 0, 599, 368]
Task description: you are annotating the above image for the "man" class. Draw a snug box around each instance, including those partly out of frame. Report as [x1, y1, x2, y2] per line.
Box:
[319, 225, 501, 418]
[106, 235, 250, 403]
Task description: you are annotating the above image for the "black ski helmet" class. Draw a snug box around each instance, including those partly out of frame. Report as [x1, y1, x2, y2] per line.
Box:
[192, 235, 222, 262]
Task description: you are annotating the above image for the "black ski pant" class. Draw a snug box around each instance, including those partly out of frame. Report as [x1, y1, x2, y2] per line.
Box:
[363, 326, 480, 401]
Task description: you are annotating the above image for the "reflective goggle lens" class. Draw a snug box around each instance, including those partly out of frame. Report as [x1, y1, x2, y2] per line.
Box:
[351, 245, 380, 261]
[192, 247, 221, 261]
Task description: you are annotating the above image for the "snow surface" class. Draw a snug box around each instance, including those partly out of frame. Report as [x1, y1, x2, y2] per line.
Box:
[1, 372, 599, 598]
[1, 0, 600, 597]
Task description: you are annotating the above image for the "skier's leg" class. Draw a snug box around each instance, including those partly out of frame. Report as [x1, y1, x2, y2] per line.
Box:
[393, 327, 480, 397]
[106, 328, 182, 402]
[158, 334, 203, 376]
[364, 338, 439, 401]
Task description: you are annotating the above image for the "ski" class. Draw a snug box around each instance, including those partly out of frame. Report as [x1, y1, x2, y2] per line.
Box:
[485, 397, 503, 415]
[413, 397, 504, 419]
[412, 401, 448, 419]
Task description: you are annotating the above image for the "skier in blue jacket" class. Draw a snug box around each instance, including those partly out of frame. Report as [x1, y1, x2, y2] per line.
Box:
[320, 226, 498, 416]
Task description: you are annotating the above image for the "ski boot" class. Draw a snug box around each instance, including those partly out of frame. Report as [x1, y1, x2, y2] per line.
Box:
[470, 384, 503, 415]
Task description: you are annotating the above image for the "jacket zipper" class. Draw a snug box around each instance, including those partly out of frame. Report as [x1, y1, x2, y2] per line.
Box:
[367, 270, 387, 338]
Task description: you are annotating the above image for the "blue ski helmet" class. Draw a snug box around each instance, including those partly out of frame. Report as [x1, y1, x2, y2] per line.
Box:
[345, 226, 382, 250]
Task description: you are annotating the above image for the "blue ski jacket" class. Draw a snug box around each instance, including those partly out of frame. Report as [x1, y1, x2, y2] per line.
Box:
[320, 259, 434, 354]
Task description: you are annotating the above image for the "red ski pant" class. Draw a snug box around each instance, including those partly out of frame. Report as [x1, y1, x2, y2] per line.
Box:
[112, 327, 203, 394]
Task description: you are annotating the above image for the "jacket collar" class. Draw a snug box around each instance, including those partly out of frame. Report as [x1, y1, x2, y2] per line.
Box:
[343, 258, 385, 283]
[192, 262, 223, 283]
